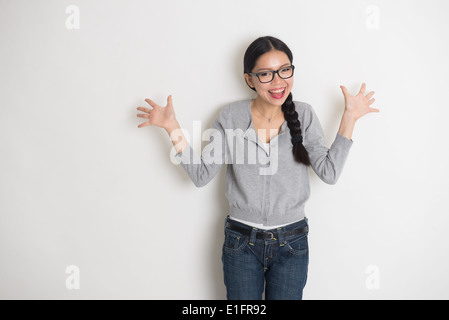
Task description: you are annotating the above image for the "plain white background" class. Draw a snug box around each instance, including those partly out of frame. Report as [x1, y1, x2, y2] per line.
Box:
[1, 0, 449, 299]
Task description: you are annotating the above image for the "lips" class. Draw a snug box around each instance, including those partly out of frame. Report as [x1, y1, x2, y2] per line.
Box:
[268, 88, 286, 99]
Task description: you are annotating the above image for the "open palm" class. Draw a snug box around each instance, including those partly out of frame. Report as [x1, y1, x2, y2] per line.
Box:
[340, 83, 379, 120]
[136, 95, 176, 130]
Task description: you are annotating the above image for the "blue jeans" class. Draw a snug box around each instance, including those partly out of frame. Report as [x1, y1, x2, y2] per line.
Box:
[222, 216, 309, 300]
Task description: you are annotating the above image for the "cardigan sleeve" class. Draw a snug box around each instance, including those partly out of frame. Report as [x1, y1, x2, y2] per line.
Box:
[303, 104, 353, 185]
[172, 105, 229, 188]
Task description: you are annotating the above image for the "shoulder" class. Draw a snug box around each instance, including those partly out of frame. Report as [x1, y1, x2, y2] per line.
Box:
[293, 100, 315, 121]
[216, 99, 251, 130]
[293, 100, 313, 114]
[227, 99, 251, 115]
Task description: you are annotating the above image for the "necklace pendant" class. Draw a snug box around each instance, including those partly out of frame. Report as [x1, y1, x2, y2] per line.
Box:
[268, 118, 271, 123]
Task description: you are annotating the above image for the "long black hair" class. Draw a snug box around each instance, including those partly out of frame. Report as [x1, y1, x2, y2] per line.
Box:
[243, 36, 311, 166]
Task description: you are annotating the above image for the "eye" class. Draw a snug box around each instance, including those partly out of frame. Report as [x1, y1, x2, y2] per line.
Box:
[259, 72, 271, 77]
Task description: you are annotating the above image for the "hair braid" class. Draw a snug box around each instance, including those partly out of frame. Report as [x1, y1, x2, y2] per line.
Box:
[282, 93, 311, 166]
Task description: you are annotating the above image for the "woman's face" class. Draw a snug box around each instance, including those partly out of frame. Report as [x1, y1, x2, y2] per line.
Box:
[245, 49, 294, 107]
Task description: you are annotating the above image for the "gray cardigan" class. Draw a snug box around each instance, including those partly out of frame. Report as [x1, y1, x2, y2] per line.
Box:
[174, 99, 353, 226]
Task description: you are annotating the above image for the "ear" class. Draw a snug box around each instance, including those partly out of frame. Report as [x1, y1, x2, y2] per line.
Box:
[244, 73, 255, 89]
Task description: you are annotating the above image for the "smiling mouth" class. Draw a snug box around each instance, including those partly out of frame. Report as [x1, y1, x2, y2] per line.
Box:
[268, 88, 286, 99]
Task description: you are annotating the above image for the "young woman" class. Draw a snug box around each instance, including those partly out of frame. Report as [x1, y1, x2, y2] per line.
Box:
[137, 36, 378, 300]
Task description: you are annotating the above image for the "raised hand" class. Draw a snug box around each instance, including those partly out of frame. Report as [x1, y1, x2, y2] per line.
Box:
[137, 95, 176, 130]
[340, 83, 379, 121]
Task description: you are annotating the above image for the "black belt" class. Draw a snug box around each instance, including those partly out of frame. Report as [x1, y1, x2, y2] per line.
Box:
[225, 220, 308, 241]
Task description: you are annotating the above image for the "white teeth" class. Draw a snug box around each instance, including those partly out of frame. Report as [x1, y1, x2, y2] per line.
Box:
[269, 89, 285, 93]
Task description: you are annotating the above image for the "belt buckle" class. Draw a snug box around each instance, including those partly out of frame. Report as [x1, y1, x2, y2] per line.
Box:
[265, 231, 275, 240]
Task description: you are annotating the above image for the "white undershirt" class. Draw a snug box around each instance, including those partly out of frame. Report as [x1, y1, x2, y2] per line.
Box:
[230, 216, 303, 230]
[261, 142, 270, 155]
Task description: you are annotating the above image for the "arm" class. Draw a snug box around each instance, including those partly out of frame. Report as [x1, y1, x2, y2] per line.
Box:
[304, 106, 353, 185]
[165, 117, 189, 155]
[304, 83, 378, 184]
[137, 95, 227, 187]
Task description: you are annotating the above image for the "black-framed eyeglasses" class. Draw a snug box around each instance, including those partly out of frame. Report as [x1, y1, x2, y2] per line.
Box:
[248, 65, 295, 83]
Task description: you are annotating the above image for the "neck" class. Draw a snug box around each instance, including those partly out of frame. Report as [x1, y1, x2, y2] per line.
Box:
[254, 97, 282, 119]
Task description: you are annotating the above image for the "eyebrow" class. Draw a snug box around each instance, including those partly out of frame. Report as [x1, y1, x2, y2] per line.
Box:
[256, 63, 291, 72]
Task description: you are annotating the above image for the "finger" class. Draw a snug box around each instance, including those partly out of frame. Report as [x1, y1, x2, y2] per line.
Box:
[359, 83, 366, 95]
[369, 107, 380, 113]
[137, 106, 152, 114]
[137, 121, 152, 128]
[167, 95, 173, 107]
[340, 85, 349, 98]
[137, 113, 150, 119]
[368, 98, 376, 105]
[145, 99, 159, 109]
[365, 91, 375, 99]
